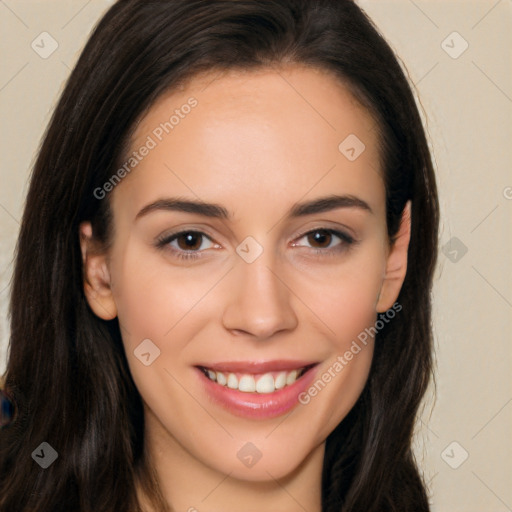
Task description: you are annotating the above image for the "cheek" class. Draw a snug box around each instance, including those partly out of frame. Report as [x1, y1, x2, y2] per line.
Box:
[293, 245, 387, 347]
[109, 242, 218, 349]
[292, 267, 382, 448]
[286, 244, 385, 422]
[107, 244, 215, 427]
[107, 243, 225, 410]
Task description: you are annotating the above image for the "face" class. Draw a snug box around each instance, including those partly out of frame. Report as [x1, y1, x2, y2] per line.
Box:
[81, 65, 410, 483]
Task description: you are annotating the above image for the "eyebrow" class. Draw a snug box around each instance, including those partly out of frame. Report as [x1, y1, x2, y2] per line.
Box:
[134, 194, 373, 221]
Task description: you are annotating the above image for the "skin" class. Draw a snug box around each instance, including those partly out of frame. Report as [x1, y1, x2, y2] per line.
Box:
[80, 65, 411, 512]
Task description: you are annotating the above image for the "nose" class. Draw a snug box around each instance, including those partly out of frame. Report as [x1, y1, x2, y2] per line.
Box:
[221, 251, 298, 340]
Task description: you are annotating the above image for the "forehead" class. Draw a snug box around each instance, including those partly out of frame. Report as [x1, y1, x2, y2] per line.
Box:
[112, 65, 384, 222]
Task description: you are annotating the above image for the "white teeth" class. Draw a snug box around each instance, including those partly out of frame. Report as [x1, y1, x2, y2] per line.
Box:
[274, 372, 287, 390]
[238, 375, 256, 392]
[204, 367, 308, 393]
[286, 370, 298, 385]
[227, 373, 238, 389]
[256, 373, 274, 393]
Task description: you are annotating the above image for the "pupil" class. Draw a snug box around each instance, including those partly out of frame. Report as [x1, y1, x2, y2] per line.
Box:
[310, 230, 330, 248]
[179, 233, 201, 250]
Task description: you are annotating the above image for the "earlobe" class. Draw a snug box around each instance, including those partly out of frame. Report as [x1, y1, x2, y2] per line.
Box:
[79, 221, 118, 320]
[376, 201, 411, 313]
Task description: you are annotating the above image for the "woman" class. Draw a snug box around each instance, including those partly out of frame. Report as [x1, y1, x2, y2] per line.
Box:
[0, 1, 439, 510]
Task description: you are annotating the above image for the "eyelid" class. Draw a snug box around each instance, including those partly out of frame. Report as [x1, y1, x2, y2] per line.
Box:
[155, 229, 219, 252]
[155, 232, 212, 263]
[291, 227, 355, 248]
[156, 226, 354, 245]
[156, 226, 218, 245]
[155, 226, 357, 264]
[292, 219, 357, 239]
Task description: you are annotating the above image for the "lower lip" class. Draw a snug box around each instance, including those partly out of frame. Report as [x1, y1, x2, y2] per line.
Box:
[195, 365, 318, 420]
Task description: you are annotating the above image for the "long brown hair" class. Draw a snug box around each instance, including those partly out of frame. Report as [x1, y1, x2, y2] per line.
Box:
[0, 1, 439, 510]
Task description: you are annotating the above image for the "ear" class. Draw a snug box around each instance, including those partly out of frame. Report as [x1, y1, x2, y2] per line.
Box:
[376, 201, 411, 313]
[79, 221, 117, 320]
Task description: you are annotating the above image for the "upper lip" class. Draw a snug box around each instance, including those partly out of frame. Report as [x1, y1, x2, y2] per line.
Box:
[196, 360, 318, 374]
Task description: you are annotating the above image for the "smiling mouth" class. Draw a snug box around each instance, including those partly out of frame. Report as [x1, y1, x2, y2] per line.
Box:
[197, 364, 314, 394]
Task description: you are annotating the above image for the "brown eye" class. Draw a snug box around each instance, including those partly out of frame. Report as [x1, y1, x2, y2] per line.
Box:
[175, 232, 204, 251]
[306, 230, 334, 249]
[155, 230, 217, 261]
[292, 228, 355, 257]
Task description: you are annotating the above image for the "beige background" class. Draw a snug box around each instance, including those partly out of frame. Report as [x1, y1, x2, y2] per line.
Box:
[1, 1, 511, 510]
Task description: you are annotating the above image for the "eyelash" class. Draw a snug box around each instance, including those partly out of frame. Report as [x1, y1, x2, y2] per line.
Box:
[155, 228, 356, 261]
